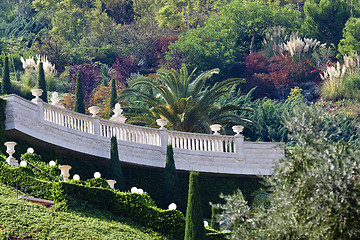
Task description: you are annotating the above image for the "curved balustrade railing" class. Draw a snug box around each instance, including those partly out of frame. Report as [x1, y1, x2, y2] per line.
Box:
[4, 94, 284, 175]
[99, 119, 161, 146]
[168, 130, 235, 153]
[42, 101, 237, 152]
[43, 104, 94, 134]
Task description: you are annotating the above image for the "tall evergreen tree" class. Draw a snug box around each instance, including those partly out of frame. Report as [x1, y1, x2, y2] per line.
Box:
[109, 78, 117, 117]
[1, 54, 11, 94]
[109, 136, 125, 191]
[162, 144, 180, 208]
[210, 206, 219, 230]
[38, 62, 47, 102]
[110, 78, 117, 109]
[74, 70, 85, 114]
[185, 171, 206, 240]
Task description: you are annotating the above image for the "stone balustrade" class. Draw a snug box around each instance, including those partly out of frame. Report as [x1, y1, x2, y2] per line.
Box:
[3, 94, 284, 176]
[43, 103, 95, 134]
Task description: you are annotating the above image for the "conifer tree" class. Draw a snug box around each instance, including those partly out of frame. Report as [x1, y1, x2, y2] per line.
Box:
[210, 206, 219, 230]
[74, 70, 85, 114]
[110, 136, 125, 190]
[110, 78, 117, 109]
[109, 78, 117, 117]
[185, 171, 206, 240]
[1, 54, 11, 94]
[38, 62, 47, 102]
[162, 144, 180, 208]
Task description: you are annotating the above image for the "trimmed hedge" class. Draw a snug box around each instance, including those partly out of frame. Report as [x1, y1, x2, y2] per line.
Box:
[0, 154, 186, 239]
[52, 181, 186, 239]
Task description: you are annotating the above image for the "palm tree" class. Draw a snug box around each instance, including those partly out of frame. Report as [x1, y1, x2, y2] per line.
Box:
[120, 64, 252, 133]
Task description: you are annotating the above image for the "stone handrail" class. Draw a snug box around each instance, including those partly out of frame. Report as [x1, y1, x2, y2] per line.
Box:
[168, 130, 235, 153]
[99, 119, 161, 146]
[43, 104, 94, 134]
[42, 101, 239, 153]
[4, 94, 284, 175]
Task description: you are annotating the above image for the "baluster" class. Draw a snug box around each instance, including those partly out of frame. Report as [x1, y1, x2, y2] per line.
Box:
[183, 135, 187, 149]
[179, 134, 184, 149]
[187, 136, 191, 150]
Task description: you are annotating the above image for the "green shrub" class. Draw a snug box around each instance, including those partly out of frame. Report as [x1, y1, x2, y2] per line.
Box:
[0, 156, 186, 239]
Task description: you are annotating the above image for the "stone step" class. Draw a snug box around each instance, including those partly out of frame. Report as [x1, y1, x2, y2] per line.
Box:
[18, 196, 55, 207]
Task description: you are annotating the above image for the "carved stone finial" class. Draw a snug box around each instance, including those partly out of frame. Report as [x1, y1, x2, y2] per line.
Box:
[110, 103, 127, 123]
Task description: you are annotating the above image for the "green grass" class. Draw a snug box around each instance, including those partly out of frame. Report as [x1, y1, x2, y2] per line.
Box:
[0, 182, 169, 240]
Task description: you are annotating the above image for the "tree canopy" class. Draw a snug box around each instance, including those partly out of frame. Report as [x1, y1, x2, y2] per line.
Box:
[120, 64, 252, 133]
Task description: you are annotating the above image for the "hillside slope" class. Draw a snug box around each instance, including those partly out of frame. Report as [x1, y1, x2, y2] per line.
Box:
[0, 183, 168, 240]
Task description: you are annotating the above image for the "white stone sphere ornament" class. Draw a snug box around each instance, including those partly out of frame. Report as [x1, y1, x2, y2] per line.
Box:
[49, 160, 56, 167]
[31, 89, 43, 103]
[27, 147, 34, 154]
[94, 172, 101, 178]
[20, 160, 27, 167]
[73, 174, 80, 181]
[168, 203, 177, 210]
[131, 187, 144, 194]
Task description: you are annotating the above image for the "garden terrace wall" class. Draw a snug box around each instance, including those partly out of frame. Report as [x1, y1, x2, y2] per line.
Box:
[4, 94, 284, 176]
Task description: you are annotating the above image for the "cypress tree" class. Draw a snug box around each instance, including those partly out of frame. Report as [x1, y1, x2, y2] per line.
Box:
[110, 78, 117, 109]
[185, 171, 206, 240]
[162, 144, 180, 208]
[109, 78, 117, 117]
[38, 62, 47, 102]
[110, 136, 125, 190]
[74, 70, 85, 114]
[210, 206, 219, 230]
[1, 54, 11, 94]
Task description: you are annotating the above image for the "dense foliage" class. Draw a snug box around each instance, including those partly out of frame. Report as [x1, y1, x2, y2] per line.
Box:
[214, 103, 360, 239]
[120, 64, 252, 132]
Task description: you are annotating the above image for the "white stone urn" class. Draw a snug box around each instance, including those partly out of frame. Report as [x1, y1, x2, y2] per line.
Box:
[110, 103, 127, 123]
[232, 125, 244, 136]
[156, 118, 168, 130]
[51, 92, 62, 107]
[58, 165, 72, 182]
[107, 179, 117, 189]
[31, 89, 43, 103]
[88, 106, 100, 117]
[4, 141, 18, 167]
[210, 124, 222, 135]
